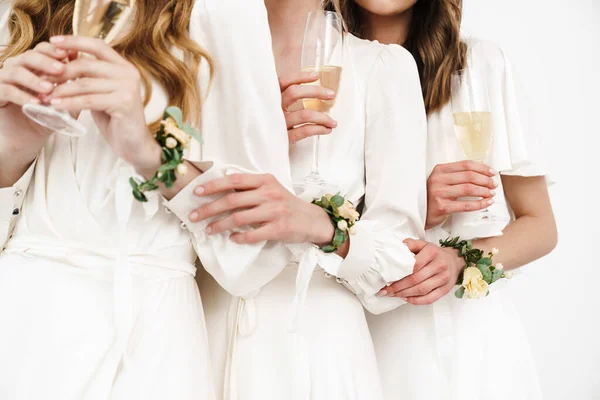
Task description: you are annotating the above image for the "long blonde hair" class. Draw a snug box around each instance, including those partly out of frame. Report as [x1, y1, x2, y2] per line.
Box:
[326, 0, 467, 115]
[1, 0, 213, 130]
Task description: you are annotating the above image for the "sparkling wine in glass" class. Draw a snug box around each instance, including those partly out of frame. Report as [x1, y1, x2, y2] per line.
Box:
[21, 0, 135, 137]
[451, 68, 505, 222]
[294, 11, 343, 198]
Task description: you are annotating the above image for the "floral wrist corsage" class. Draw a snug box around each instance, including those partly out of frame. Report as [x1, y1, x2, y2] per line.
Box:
[440, 236, 513, 299]
[312, 194, 360, 253]
[130, 106, 202, 202]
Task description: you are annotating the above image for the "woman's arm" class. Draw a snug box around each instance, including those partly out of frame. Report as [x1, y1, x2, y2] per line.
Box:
[472, 175, 557, 269]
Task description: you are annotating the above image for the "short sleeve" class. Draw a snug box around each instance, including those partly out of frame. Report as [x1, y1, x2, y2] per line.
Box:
[468, 40, 552, 181]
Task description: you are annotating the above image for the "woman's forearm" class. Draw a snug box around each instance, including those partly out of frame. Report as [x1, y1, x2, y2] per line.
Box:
[473, 210, 557, 270]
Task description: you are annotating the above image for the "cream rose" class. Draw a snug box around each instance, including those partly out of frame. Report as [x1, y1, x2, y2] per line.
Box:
[462, 267, 489, 299]
[161, 117, 191, 147]
[337, 200, 359, 223]
[176, 163, 188, 176]
[337, 220, 348, 231]
[495, 263, 504, 270]
[491, 247, 500, 256]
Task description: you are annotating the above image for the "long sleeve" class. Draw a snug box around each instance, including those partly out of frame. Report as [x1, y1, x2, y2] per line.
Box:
[330, 45, 428, 314]
[165, 0, 294, 297]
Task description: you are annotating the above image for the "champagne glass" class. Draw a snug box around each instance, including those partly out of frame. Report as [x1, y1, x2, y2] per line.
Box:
[451, 68, 504, 222]
[294, 11, 344, 199]
[21, 0, 135, 137]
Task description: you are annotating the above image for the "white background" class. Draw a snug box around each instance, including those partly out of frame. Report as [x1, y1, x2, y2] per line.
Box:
[462, 1, 600, 399]
[1, 0, 599, 398]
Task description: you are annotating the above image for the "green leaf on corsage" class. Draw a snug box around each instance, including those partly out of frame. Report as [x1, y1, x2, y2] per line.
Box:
[164, 106, 184, 126]
[455, 286, 466, 299]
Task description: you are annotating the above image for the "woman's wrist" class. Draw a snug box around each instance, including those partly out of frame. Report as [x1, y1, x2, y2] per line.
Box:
[310, 205, 336, 246]
[132, 140, 163, 180]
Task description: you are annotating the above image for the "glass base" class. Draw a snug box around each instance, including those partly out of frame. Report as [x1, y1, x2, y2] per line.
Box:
[22, 103, 87, 137]
[465, 208, 511, 225]
[293, 180, 342, 202]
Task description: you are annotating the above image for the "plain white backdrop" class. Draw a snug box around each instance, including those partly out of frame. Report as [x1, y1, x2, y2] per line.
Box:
[0, 0, 599, 398]
[462, 1, 600, 399]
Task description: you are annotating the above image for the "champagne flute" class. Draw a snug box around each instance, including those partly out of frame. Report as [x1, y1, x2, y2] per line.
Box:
[451, 68, 504, 222]
[21, 0, 135, 137]
[294, 11, 343, 198]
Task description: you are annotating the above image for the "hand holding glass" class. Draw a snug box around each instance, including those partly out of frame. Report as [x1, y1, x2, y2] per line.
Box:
[22, 0, 134, 137]
[294, 11, 343, 196]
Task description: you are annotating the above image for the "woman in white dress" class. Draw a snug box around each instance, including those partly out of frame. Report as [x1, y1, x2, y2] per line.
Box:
[190, 0, 428, 398]
[322, 1, 558, 399]
[0, 0, 321, 398]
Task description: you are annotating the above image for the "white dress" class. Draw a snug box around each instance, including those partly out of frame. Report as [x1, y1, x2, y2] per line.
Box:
[0, 1, 302, 399]
[192, 31, 429, 399]
[367, 39, 548, 400]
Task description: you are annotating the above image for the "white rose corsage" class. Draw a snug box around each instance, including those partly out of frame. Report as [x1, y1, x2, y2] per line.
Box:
[130, 106, 202, 202]
[440, 237, 511, 299]
[312, 194, 360, 253]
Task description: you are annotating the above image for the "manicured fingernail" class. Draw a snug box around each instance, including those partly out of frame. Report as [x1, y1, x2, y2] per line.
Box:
[332, 120, 338, 127]
[325, 89, 335, 98]
[204, 226, 212, 234]
[41, 81, 53, 91]
[50, 36, 65, 43]
[490, 190, 496, 196]
[489, 168, 497, 175]
[377, 290, 388, 297]
[50, 98, 62, 105]
[189, 212, 199, 222]
[53, 61, 64, 71]
[194, 187, 205, 196]
[29, 98, 41, 104]
[310, 72, 319, 78]
[487, 199, 495, 205]
[387, 292, 396, 297]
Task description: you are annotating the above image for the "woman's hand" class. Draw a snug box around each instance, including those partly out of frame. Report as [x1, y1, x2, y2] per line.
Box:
[0, 42, 68, 165]
[426, 161, 498, 229]
[377, 239, 464, 305]
[48, 36, 161, 174]
[188, 173, 336, 246]
[279, 72, 337, 145]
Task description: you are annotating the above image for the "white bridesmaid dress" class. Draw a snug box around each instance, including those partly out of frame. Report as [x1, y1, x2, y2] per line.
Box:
[367, 39, 549, 400]
[0, 0, 304, 398]
[189, 17, 429, 400]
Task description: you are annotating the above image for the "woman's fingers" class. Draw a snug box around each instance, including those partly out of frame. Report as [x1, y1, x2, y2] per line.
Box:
[8, 50, 66, 77]
[288, 124, 333, 144]
[190, 190, 265, 224]
[195, 174, 275, 197]
[440, 171, 497, 189]
[279, 72, 319, 92]
[285, 108, 337, 130]
[50, 35, 126, 65]
[0, 66, 55, 95]
[441, 198, 494, 214]
[405, 286, 451, 306]
[433, 160, 496, 176]
[378, 262, 438, 296]
[206, 204, 275, 235]
[394, 274, 447, 298]
[442, 183, 495, 199]
[282, 84, 335, 110]
[229, 223, 275, 245]
[0, 84, 39, 107]
[59, 58, 121, 81]
[50, 92, 120, 112]
[50, 78, 117, 98]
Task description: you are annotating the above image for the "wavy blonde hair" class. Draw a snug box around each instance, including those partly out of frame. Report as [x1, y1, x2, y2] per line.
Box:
[325, 0, 467, 115]
[1, 0, 213, 130]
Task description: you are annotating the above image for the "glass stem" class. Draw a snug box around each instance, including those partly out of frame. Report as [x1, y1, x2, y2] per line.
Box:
[310, 135, 320, 177]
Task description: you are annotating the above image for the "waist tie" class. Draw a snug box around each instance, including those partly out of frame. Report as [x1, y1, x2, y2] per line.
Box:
[4, 232, 195, 400]
[223, 244, 342, 400]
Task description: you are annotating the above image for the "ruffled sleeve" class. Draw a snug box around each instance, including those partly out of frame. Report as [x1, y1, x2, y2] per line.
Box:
[164, 0, 294, 297]
[328, 45, 428, 314]
[468, 39, 552, 179]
